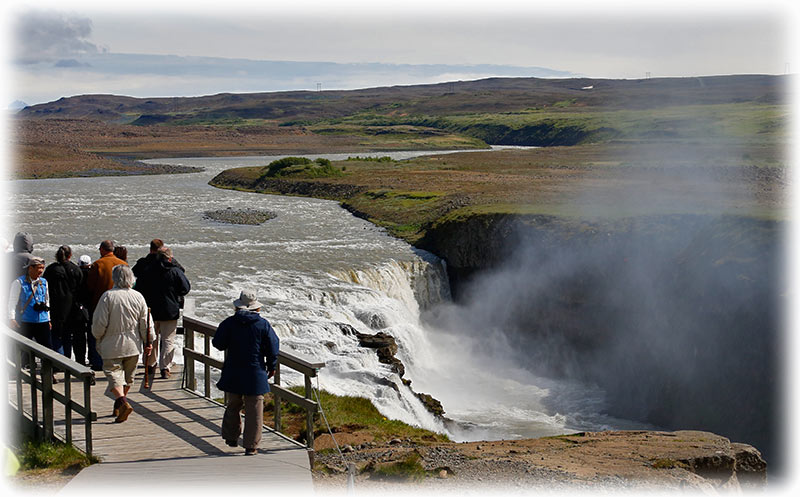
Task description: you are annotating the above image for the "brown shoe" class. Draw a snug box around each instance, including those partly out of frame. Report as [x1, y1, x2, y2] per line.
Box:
[244, 448, 257, 456]
[160, 368, 170, 379]
[115, 402, 133, 423]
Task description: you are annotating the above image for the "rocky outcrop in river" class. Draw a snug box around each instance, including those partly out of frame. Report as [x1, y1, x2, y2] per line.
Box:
[203, 207, 276, 225]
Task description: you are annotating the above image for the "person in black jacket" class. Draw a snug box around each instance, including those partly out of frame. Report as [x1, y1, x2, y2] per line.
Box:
[43, 245, 83, 358]
[134, 245, 190, 380]
[74, 255, 95, 367]
[132, 239, 185, 277]
[212, 289, 279, 455]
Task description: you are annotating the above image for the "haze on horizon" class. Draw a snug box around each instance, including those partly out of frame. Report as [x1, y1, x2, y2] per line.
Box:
[2, 0, 795, 107]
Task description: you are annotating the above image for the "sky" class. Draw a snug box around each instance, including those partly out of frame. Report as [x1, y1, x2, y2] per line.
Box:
[1, 0, 798, 106]
[1, 1, 800, 493]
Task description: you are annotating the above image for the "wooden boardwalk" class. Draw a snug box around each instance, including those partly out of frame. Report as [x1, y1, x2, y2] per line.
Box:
[9, 363, 315, 491]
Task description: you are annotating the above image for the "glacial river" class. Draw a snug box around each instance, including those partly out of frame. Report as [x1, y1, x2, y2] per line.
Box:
[5, 148, 645, 441]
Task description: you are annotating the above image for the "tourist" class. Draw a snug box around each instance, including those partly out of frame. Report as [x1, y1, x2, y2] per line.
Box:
[87, 240, 128, 311]
[92, 265, 154, 423]
[134, 245, 190, 380]
[8, 232, 34, 281]
[132, 239, 185, 277]
[113, 245, 128, 263]
[7, 257, 54, 370]
[72, 255, 95, 367]
[212, 289, 280, 455]
[86, 240, 127, 371]
[43, 245, 83, 358]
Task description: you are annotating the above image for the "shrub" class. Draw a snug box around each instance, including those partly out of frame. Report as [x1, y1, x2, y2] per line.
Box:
[262, 157, 313, 177]
[371, 452, 427, 481]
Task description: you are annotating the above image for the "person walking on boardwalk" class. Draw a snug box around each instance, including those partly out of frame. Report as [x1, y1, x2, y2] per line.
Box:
[92, 265, 154, 423]
[43, 246, 83, 358]
[86, 240, 127, 371]
[212, 289, 280, 455]
[134, 245, 190, 380]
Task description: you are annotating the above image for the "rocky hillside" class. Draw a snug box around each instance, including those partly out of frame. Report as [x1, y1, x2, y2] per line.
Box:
[18, 75, 785, 125]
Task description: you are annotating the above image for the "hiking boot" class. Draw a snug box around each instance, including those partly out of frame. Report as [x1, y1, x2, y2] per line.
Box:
[115, 402, 133, 423]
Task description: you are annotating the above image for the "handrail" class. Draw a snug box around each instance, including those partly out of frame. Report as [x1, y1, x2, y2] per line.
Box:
[3, 325, 97, 456]
[182, 315, 325, 452]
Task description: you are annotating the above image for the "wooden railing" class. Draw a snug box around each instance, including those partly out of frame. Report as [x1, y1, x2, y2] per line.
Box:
[182, 315, 325, 451]
[3, 325, 98, 456]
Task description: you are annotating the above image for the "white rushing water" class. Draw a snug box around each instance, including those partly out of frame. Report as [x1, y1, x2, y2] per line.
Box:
[4, 148, 647, 441]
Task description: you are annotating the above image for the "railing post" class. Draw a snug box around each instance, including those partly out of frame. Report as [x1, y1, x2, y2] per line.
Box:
[64, 371, 73, 445]
[30, 357, 39, 433]
[41, 360, 54, 442]
[185, 326, 196, 391]
[16, 348, 23, 414]
[84, 375, 93, 457]
[304, 374, 314, 450]
[273, 363, 281, 432]
[204, 335, 211, 398]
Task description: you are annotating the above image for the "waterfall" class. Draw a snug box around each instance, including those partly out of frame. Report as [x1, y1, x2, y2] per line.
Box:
[190, 251, 454, 434]
[305, 252, 452, 432]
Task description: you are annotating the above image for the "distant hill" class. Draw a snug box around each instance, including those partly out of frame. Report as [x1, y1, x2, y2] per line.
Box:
[8, 100, 28, 111]
[17, 75, 787, 125]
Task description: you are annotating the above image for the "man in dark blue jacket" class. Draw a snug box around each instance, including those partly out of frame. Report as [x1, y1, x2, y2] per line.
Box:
[213, 289, 280, 455]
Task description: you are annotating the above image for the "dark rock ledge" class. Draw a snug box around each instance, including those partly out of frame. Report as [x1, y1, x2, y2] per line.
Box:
[338, 323, 446, 418]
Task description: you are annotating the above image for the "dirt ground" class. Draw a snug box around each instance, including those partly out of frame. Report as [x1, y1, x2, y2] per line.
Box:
[312, 430, 767, 494]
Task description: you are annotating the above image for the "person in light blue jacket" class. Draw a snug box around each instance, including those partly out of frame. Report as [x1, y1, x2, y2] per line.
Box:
[8, 256, 52, 350]
[212, 289, 280, 456]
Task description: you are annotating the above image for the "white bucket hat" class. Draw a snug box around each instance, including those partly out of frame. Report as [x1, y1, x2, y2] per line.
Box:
[233, 289, 263, 311]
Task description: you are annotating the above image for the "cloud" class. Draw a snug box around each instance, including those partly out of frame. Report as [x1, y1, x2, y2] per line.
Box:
[13, 9, 106, 65]
[54, 59, 92, 68]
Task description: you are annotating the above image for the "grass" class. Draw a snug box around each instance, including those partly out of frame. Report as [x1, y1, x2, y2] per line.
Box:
[267, 387, 450, 445]
[371, 452, 428, 481]
[14, 440, 98, 471]
[651, 458, 690, 470]
[211, 134, 788, 245]
[321, 102, 788, 153]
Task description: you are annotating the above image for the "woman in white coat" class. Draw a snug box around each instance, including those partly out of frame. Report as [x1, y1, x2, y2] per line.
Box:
[92, 265, 154, 423]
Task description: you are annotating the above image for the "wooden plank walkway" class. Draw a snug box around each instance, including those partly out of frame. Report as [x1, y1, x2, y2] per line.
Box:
[9, 364, 315, 490]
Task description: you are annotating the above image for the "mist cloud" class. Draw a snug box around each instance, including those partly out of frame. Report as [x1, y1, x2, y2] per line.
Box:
[13, 10, 106, 65]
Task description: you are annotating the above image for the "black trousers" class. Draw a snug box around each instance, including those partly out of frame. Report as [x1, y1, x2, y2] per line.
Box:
[19, 321, 53, 349]
[17, 321, 53, 369]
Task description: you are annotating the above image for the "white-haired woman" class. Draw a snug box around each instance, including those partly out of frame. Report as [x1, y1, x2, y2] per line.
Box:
[92, 265, 154, 423]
